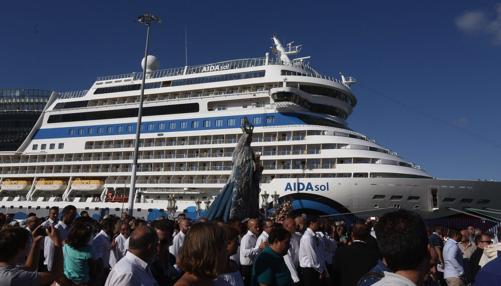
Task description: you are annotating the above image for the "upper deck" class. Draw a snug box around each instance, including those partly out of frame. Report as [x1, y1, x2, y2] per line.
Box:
[96, 56, 324, 82]
[56, 56, 351, 101]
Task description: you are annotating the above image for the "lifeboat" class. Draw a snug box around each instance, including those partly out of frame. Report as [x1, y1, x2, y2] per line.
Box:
[1, 179, 31, 191]
[35, 179, 67, 191]
[71, 178, 104, 191]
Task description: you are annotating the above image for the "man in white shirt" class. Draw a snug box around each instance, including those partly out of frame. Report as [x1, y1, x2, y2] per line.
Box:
[443, 229, 465, 286]
[41, 206, 59, 228]
[105, 225, 159, 286]
[169, 218, 190, 258]
[240, 218, 265, 286]
[282, 217, 301, 284]
[299, 215, 326, 285]
[110, 220, 131, 268]
[39, 207, 58, 272]
[318, 224, 337, 277]
[44, 205, 76, 271]
[458, 229, 476, 259]
[255, 219, 273, 251]
[93, 216, 115, 271]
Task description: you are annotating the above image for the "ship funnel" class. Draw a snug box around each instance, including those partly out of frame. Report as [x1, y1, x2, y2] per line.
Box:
[141, 55, 160, 74]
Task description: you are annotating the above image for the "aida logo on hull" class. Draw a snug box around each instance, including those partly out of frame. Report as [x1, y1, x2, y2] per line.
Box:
[201, 64, 230, 73]
[284, 182, 330, 192]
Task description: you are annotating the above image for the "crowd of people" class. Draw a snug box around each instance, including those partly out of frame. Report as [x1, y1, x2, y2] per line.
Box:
[0, 206, 500, 286]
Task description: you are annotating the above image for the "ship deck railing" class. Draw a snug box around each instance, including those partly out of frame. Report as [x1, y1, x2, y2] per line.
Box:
[95, 57, 341, 84]
[56, 90, 89, 99]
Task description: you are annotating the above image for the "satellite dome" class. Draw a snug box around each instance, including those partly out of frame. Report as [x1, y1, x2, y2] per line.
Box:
[141, 55, 160, 73]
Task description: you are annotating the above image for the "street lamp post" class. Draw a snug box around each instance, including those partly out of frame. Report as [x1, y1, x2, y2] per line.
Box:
[127, 13, 161, 217]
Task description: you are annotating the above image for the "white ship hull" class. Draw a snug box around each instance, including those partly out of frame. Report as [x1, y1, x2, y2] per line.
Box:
[3, 177, 499, 220]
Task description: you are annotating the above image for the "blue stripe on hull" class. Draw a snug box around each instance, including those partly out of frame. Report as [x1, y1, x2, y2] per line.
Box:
[33, 113, 306, 140]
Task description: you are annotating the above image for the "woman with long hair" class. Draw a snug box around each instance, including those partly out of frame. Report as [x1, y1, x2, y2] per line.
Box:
[63, 219, 95, 285]
[174, 222, 228, 286]
[215, 226, 244, 286]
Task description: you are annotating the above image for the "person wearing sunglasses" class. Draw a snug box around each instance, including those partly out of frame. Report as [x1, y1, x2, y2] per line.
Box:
[468, 233, 492, 283]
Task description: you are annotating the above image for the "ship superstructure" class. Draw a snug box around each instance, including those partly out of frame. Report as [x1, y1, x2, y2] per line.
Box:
[0, 36, 499, 219]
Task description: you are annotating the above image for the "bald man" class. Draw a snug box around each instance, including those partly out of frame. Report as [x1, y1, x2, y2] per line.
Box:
[282, 217, 301, 283]
[295, 216, 305, 234]
[105, 225, 158, 286]
[240, 218, 266, 286]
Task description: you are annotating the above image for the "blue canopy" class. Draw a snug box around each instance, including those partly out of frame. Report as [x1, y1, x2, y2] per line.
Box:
[147, 209, 167, 221]
[13, 212, 27, 220]
[184, 206, 197, 213]
[91, 213, 101, 221]
[184, 209, 208, 221]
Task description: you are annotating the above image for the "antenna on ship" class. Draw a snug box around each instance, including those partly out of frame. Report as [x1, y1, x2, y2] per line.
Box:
[128, 12, 161, 217]
[339, 72, 357, 87]
[185, 25, 188, 66]
[272, 35, 292, 64]
[272, 35, 309, 65]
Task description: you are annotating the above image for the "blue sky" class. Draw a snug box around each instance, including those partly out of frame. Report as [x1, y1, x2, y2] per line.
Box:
[1, 1, 500, 180]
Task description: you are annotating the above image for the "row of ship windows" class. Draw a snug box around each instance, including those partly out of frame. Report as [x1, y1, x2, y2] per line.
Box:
[298, 82, 355, 107]
[81, 131, 371, 151]
[66, 116, 275, 136]
[1, 155, 408, 166]
[24, 147, 408, 168]
[277, 76, 355, 107]
[273, 91, 348, 119]
[79, 141, 396, 162]
[0, 160, 422, 176]
[55, 83, 275, 110]
[93, 71, 266, 95]
[48, 103, 199, 124]
[4, 156, 414, 174]
[32, 143, 64, 151]
[372, 194, 490, 205]
[18, 145, 401, 167]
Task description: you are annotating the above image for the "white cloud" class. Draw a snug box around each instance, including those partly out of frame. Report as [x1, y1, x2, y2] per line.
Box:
[487, 4, 501, 44]
[456, 11, 487, 32]
[456, 3, 501, 45]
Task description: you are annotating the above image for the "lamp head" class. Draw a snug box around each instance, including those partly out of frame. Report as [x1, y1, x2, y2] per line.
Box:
[138, 13, 161, 25]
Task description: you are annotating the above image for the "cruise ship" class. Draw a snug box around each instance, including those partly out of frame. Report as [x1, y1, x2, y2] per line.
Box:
[1, 36, 500, 219]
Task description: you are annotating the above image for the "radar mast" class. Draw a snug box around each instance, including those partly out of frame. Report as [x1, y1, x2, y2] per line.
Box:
[272, 35, 303, 65]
